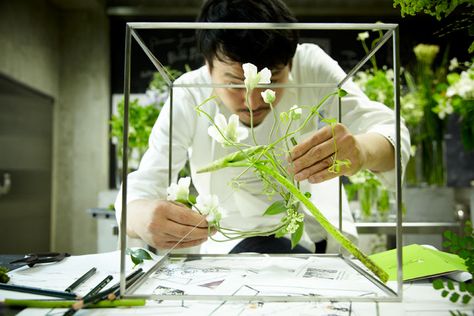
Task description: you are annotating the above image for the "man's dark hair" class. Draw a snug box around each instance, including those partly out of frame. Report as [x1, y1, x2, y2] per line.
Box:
[196, 0, 299, 70]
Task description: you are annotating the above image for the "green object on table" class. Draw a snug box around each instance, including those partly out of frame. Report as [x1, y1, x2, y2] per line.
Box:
[3, 298, 146, 308]
[369, 244, 468, 281]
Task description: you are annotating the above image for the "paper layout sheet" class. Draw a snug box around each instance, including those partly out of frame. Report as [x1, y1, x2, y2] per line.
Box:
[0, 250, 161, 300]
[134, 255, 387, 299]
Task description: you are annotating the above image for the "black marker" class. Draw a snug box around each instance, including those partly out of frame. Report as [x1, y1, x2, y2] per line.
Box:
[0, 283, 77, 299]
[83, 275, 113, 299]
[65, 267, 97, 293]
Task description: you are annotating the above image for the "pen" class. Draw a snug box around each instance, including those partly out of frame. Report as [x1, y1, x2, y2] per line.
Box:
[0, 283, 77, 299]
[64, 268, 144, 316]
[83, 275, 113, 299]
[65, 267, 97, 293]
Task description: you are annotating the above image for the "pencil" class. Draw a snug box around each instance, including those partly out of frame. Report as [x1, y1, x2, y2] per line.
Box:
[65, 267, 97, 293]
[83, 275, 113, 299]
[64, 268, 144, 315]
[4, 298, 146, 308]
[0, 283, 77, 299]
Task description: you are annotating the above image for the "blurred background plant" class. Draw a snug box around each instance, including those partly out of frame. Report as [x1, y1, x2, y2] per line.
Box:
[110, 67, 191, 180]
[353, 29, 474, 189]
[347, 28, 474, 221]
[345, 170, 391, 221]
[393, 0, 474, 53]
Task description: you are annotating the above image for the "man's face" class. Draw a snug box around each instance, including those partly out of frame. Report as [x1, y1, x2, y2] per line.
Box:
[208, 58, 290, 127]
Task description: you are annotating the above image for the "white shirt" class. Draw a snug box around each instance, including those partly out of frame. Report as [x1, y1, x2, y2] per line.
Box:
[115, 43, 411, 254]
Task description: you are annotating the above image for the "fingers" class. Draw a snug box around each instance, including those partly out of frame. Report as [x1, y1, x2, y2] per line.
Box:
[289, 125, 332, 162]
[163, 218, 210, 240]
[153, 234, 208, 250]
[293, 154, 334, 182]
[289, 123, 362, 183]
[166, 202, 209, 228]
[291, 138, 334, 176]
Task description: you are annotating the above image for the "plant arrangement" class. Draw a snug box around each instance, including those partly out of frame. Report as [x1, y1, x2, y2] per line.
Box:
[345, 170, 391, 221]
[354, 30, 474, 187]
[439, 58, 474, 151]
[393, 0, 474, 53]
[165, 62, 388, 282]
[432, 221, 473, 314]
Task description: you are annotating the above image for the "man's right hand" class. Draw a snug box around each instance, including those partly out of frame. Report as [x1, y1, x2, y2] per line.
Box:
[126, 199, 212, 250]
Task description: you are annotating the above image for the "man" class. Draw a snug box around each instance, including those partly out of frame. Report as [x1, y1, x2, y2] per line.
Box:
[115, 0, 410, 254]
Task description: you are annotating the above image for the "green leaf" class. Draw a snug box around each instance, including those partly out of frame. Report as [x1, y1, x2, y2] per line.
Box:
[443, 230, 453, 240]
[449, 292, 460, 303]
[432, 279, 445, 290]
[459, 282, 467, 292]
[274, 226, 288, 238]
[338, 88, 348, 98]
[0, 266, 9, 284]
[131, 255, 143, 266]
[131, 248, 152, 260]
[447, 73, 460, 85]
[188, 194, 197, 205]
[447, 280, 455, 290]
[263, 201, 287, 216]
[290, 222, 304, 249]
[304, 192, 312, 198]
[127, 248, 153, 267]
[462, 294, 472, 304]
[441, 290, 449, 297]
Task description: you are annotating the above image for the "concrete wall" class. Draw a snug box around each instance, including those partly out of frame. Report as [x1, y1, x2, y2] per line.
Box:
[0, 0, 110, 254]
[0, 1, 60, 98]
[54, 10, 109, 253]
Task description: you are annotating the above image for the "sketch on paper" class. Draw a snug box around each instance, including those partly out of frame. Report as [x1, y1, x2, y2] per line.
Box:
[133, 255, 386, 300]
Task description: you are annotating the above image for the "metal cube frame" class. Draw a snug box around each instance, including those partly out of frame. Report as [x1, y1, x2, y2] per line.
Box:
[119, 22, 403, 302]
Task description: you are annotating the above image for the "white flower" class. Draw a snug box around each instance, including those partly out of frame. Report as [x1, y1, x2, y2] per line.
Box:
[289, 105, 302, 120]
[243, 63, 271, 90]
[357, 32, 369, 41]
[208, 113, 248, 146]
[447, 69, 474, 99]
[195, 194, 224, 225]
[261, 89, 276, 104]
[286, 212, 304, 234]
[166, 177, 191, 202]
[435, 100, 454, 119]
[449, 58, 459, 71]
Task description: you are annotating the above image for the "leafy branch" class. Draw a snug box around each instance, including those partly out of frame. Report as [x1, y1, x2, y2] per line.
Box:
[0, 266, 9, 284]
[432, 221, 473, 309]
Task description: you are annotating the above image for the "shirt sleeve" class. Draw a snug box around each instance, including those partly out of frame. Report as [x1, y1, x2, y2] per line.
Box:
[114, 84, 198, 222]
[297, 44, 411, 191]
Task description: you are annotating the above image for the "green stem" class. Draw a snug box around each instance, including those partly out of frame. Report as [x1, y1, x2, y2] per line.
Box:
[3, 299, 146, 309]
[268, 91, 338, 149]
[245, 90, 258, 145]
[254, 163, 389, 283]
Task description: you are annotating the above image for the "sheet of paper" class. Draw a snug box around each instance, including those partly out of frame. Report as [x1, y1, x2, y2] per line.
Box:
[133, 255, 388, 298]
[0, 249, 161, 300]
[368, 244, 469, 281]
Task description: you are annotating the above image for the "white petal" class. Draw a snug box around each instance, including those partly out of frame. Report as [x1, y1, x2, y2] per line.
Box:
[214, 113, 228, 130]
[243, 63, 258, 80]
[236, 127, 248, 142]
[208, 125, 224, 143]
[166, 185, 176, 200]
[177, 176, 191, 188]
[259, 68, 271, 84]
[228, 114, 239, 128]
